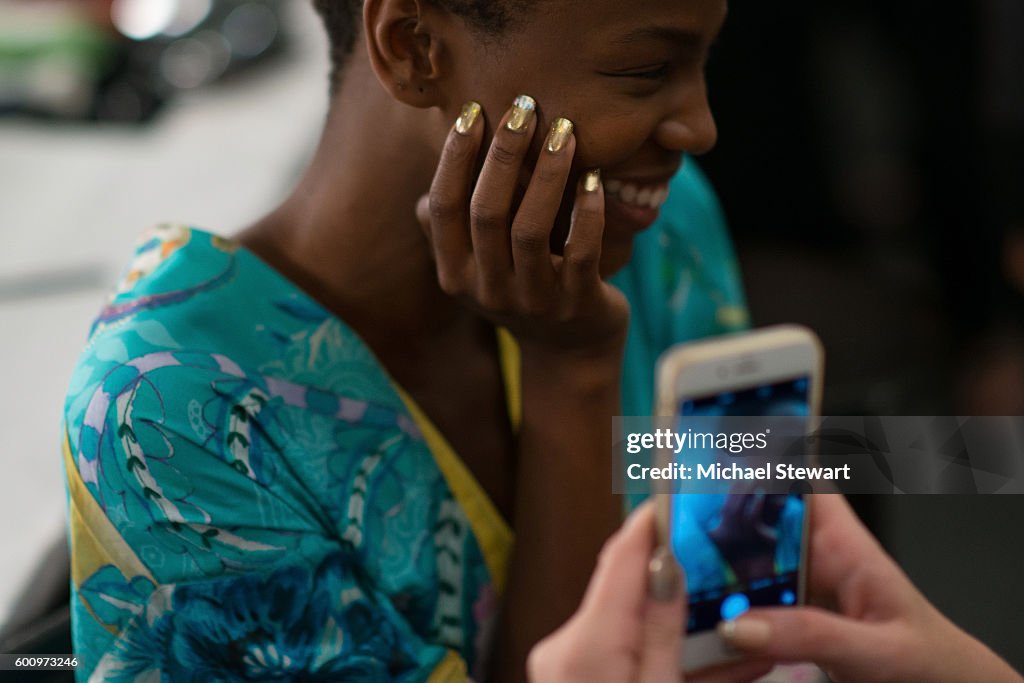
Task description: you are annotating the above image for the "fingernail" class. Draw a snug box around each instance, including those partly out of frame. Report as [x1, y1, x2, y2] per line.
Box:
[648, 546, 682, 602]
[717, 618, 772, 649]
[455, 101, 482, 135]
[506, 94, 536, 132]
[583, 169, 601, 193]
[546, 117, 574, 153]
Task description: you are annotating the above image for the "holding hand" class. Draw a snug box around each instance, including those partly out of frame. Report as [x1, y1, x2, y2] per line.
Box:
[415, 97, 629, 358]
[718, 495, 1024, 683]
[527, 502, 774, 683]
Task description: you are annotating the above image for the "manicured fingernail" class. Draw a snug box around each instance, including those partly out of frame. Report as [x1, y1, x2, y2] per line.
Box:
[506, 94, 536, 132]
[718, 618, 772, 649]
[648, 546, 682, 602]
[455, 101, 482, 135]
[583, 169, 601, 192]
[546, 117, 574, 153]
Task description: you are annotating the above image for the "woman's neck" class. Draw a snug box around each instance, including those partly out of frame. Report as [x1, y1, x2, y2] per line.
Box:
[238, 52, 469, 347]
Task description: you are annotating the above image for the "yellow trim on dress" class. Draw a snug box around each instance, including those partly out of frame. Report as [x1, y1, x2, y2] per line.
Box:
[427, 650, 470, 682]
[394, 388, 514, 595]
[392, 328, 520, 596]
[62, 427, 154, 634]
[496, 328, 521, 435]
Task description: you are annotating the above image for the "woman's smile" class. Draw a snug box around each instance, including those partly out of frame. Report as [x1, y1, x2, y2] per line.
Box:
[602, 164, 681, 233]
[604, 180, 670, 233]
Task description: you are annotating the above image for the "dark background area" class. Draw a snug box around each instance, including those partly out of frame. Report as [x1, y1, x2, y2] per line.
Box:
[701, 0, 1024, 671]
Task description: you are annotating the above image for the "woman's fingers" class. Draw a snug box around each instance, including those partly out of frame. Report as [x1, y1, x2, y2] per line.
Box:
[805, 494, 910, 614]
[636, 547, 685, 681]
[426, 101, 485, 292]
[579, 501, 657, 618]
[562, 170, 605, 300]
[422, 96, 620, 347]
[717, 607, 885, 675]
[469, 95, 538, 302]
[511, 117, 575, 307]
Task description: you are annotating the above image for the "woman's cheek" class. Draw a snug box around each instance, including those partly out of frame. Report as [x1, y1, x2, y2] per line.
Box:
[575, 122, 653, 171]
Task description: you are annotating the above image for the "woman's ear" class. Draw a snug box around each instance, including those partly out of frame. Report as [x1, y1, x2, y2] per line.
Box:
[363, 0, 449, 108]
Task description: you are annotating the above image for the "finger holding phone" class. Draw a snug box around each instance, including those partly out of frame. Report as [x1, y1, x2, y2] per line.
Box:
[528, 495, 1024, 683]
[527, 502, 776, 683]
[718, 494, 1024, 683]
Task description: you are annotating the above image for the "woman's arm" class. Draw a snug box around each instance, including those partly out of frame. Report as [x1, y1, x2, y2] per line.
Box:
[493, 343, 625, 679]
[416, 98, 631, 680]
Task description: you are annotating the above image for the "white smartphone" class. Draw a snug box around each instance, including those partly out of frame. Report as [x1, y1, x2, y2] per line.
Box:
[654, 325, 824, 673]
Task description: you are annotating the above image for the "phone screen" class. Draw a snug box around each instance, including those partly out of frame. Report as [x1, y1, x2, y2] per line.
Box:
[671, 376, 810, 634]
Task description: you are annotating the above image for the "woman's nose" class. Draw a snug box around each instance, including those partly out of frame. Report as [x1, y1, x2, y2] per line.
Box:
[654, 88, 718, 156]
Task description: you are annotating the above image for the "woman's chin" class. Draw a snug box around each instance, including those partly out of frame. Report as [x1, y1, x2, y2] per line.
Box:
[598, 238, 636, 278]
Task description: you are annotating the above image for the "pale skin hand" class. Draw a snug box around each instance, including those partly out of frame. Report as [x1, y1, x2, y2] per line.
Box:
[527, 502, 775, 683]
[415, 100, 629, 679]
[719, 494, 1024, 683]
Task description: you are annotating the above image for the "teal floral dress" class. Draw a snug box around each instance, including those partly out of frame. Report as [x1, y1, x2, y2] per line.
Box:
[61, 161, 748, 682]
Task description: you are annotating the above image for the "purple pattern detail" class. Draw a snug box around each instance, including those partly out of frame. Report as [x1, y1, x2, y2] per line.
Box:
[213, 354, 245, 378]
[265, 376, 307, 408]
[90, 256, 236, 334]
[337, 398, 368, 422]
[126, 351, 180, 373]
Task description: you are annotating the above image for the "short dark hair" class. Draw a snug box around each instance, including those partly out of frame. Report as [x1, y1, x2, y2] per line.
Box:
[312, 0, 538, 90]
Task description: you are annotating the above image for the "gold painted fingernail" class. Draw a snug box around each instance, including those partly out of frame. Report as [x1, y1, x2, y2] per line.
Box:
[546, 117, 574, 153]
[455, 101, 482, 135]
[506, 94, 536, 132]
[583, 169, 601, 192]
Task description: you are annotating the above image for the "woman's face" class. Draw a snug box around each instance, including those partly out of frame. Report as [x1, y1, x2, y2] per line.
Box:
[443, 0, 727, 275]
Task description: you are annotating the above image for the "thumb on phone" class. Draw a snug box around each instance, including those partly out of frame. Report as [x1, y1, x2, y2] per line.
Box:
[718, 607, 886, 679]
[638, 545, 686, 681]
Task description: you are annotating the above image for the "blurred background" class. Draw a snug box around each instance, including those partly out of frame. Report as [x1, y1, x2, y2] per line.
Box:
[0, 0, 328, 666]
[0, 0, 1021, 676]
[701, 0, 1024, 673]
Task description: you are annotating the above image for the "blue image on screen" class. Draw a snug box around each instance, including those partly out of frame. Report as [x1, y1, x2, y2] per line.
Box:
[671, 376, 809, 634]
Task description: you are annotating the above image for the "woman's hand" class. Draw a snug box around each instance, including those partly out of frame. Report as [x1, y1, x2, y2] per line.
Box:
[527, 502, 775, 683]
[708, 486, 787, 585]
[415, 97, 629, 359]
[718, 494, 1024, 683]
[420, 97, 634, 678]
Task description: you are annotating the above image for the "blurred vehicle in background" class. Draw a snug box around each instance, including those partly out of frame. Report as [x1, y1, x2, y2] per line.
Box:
[0, 0, 287, 122]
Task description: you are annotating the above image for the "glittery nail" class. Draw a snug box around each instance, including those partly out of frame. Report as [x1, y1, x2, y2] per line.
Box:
[506, 94, 537, 132]
[455, 101, 481, 135]
[546, 117, 574, 153]
[583, 169, 601, 193]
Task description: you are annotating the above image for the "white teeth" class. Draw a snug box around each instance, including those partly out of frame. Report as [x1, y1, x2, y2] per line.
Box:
[619, 183, 638, 203]
[604, 180, 670, 209]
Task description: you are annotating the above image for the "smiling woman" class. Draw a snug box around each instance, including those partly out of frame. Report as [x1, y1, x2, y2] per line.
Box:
[60, 0, 747, 680]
